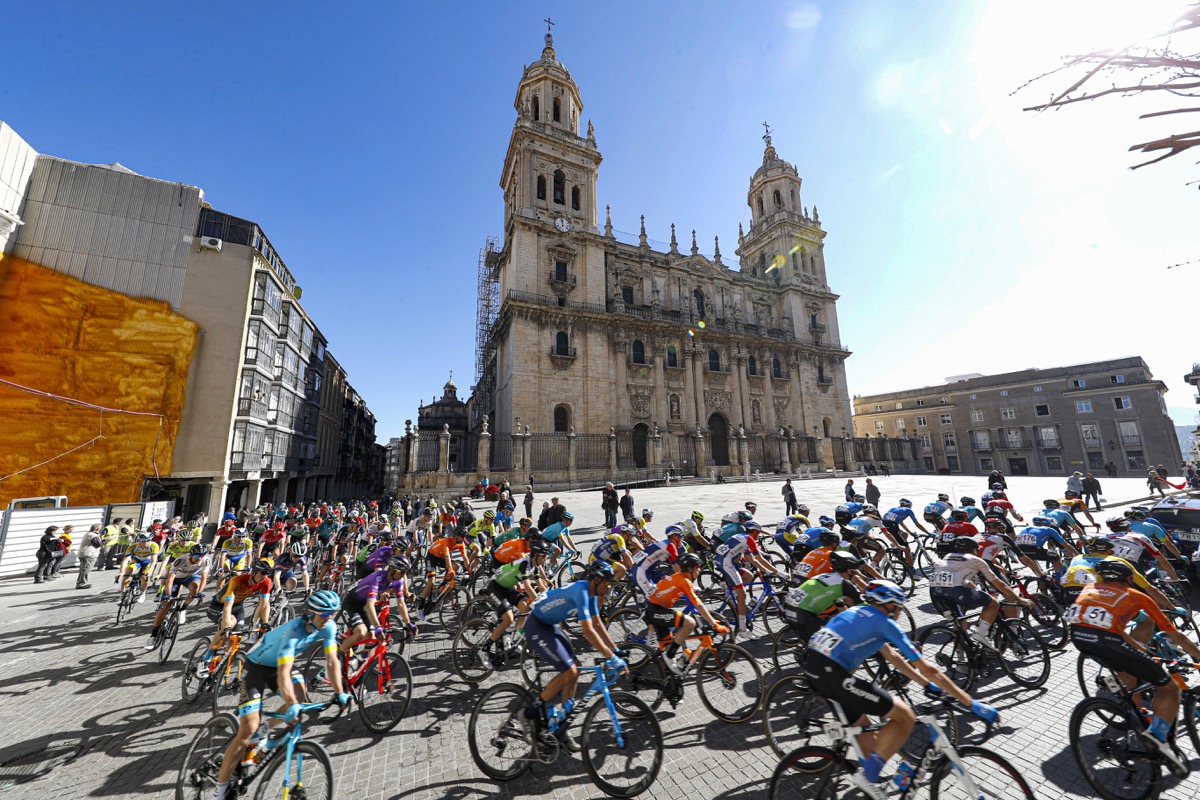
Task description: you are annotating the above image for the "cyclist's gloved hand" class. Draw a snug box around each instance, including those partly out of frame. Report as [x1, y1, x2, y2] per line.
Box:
[283, 703, 303, 723]
[924, 683, 944, 698]
[336, 692, 352, 707]
[373, 626, 385, 640]
[970, 700, 1001, 725]
[714, 624, 730, 635]
[606, 655, 627, 672]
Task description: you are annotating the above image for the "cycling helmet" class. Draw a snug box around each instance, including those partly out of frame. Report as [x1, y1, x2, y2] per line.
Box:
[952, 536, 980, 553]
[992, 490, 1007, 500]
[829, 551, 862, 572]
[950, 509, 969, 522]
[861, 503, 879, 516]
[503, 502, 515, 511]
[1064, 490, 1080, 499]
[1131, 506, 1151, 516]
[1031, 515, 1055, 528]
[863, 580, 907, 606]
[189, 544, 209, 557]
[666, 526, 684, 539]
[990, 483, 1004, 490]
[388, 555, 412, 573]
[305, 589, 342, 616]
[137, 532, 153, 542]
[819, 530, 842, 548]
[818, 516, 836, 528]
[421, 508, 434, 517]
[984, 516, 1006, 529]
[529, 538, 551, 555]
[691, 511, 705, 522]
[523, 527, 542, 540]
[736, 510, 753, 523]
[796, 504, 810, 517]
[744, 520, 763, 532]
[853, 494, 866, 503]
[251, 559, 273, 573]
[518, 517, 532, 526]
[642, 508, 654, 519]
[959, 497, 976, 507]
[232, 528, 247, 538]
[562, 511, 575, 522]
[745, 502, 758, 513]
[1106, 516, 1131, 532]
[290, 541, 309, 556]
[1086, 537, 1115, 553]
[937, 493, 949, 502]
[615, 524, 634, 537]
[898, 499, 912, 508]
[483, 510, 495, 520]
[586, 562, 616, 581]
[1096, 557, 1134, 583]
[678, 552, 702, 570]
[1043, 499, 1061, 509]
[1126, 508, 1148, 521]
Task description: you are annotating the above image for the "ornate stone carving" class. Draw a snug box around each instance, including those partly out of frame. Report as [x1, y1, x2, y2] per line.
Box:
[751, 399, 763, 427]
[627, 384, 654, 420]
[704, 389, 732, 413]
[773, 396, 789, 425]
[669, 393, 682, 421]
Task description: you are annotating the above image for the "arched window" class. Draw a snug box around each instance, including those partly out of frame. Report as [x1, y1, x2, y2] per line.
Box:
[747, 356, 757, 376]
[666, 345, 678, 368]
[554, 405, 569, 432]
[532, 95, 540, 121]
[555, 331, 570, 356]
[536, 175, 546, 200]
[553, 97, 561, 122]
[773, 190, 783, 208]
[708, 349, 720, 371]
[571, 186, 580, 211]
[817, 363, 827, 383]
[757, 196, 764, 216]
[823, 417, 832, 438]
[553, 170, 565, 205]
[792, 251, 800, 273]
[631, 340, 645, 364]
[693, 289, 706, 318]
[772, 358, 782, 378]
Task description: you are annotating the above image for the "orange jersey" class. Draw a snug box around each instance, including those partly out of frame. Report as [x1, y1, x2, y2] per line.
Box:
[793, 548, 833, 581]
[648, 572, 701, 609]
[1070, 583, 1174, 634]
[494, 538, 530, 564]
[429, 537, 468, 560]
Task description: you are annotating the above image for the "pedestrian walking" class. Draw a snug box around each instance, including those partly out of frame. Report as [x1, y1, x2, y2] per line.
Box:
[782, 479, 797, 515]
[1148, 469, 1167, 497]
[77, 524, 102, 589]
[1105, 461, 1118, 478]
[1081, 473, 1103, 511]
[844, 479, 855, 502]
[865, 478, 881, 507]
[34, 526, 59, 584]
[601, 483, 619, 528]
[523, 485, 534, 519]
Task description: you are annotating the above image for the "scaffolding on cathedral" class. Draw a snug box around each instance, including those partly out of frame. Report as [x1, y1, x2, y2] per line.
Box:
[474, 235, 501, 384]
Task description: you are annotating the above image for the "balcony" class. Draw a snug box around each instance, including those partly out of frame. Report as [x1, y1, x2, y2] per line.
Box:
[237, 397, 269, 419]
[771, 371, 791, 382]
[817, 375, 834, 385]
[704, 363, 731, 374]
[944, 443, 958, 453]
[1083, 437, 1102, 449]
[809, 321, 827, 334]
[548, 270, 577, 289]
[628, 355, 654, 367]
[1122, 434, 1142, 446]
[549, 346, 577, 367]
[973, 440, 993, 452]
[1038, 437, 1061, 449]
[1005, 437, 1027, 449]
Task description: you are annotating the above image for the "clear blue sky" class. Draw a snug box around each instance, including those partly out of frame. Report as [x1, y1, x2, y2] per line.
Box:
[8, 1, 1198, 440]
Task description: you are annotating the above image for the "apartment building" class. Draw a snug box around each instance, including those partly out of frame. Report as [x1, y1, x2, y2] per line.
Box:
[851, 357, 1181, 477]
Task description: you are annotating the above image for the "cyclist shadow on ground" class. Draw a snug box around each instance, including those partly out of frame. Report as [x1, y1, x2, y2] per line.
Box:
[1036, 741, 1190, 797]
[0, 619, 131, 657]
[0, 645, 164, 699]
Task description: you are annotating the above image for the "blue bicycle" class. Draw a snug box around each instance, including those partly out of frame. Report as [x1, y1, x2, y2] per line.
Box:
[176, 701, 338, 800]
[467, 658, 663, 797]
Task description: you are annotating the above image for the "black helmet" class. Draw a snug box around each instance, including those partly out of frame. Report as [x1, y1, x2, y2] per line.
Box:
[388, 555, 412, 573]
[1125, 508, 1148, 521]
[1106, 516, 1131, 533]
[529, 538, 551, 555]
[1043, 499, 1060, 510]
[853, 494, 866, 503]
[678, 553, 702, 570]
[937, 493, 949, 502]
[952, 536, 980, 553]
[1096, 557, 1134, 583]
[984, 516, 1006, 530]
[819, 530, 841, 548]
[1086, 536, 1115, 553]
[829, 551, 862, 572]
[189, 543, 209, 557]
[251, 559, 274, 573]
[959, 497, 976, 507]
[586, 562, 615, 581]
[950, 509, 968, 522]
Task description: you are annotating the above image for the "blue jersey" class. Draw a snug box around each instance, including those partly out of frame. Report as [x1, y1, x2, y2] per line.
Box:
[809, 604, 920, 671]
[717, 522, 746, 543]
[844, 518, 874, 538]
[1042, 508, 1077, 530]
[1131, 520, 1169, 543]
[775, 516, 808, 535]
[836, 502, 864, 518]
[1014, 525, 1067, 548]
[798, 527, 829, 549]
[541, 522, 570, 542]
[247, 616, 338, 668]
[924, 501, 952, 517]
[958, 506, 987, 525]
[532, 580, 599, 625]
[883, 507, 917, 526]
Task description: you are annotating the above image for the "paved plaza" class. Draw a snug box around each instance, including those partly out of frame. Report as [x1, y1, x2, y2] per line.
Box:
[1, 474, 1197, 799]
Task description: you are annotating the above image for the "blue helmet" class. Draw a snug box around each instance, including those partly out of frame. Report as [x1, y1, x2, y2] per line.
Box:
[1031, 515, 1056, 528]
[863, 580, 907, 606]
[305, 589, 341, 616]
[586, 561, 616, 581]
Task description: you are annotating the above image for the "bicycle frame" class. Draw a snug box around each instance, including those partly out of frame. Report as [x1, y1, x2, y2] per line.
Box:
[550, 663, 630, 747]
[258, 702, 326, 794]
[717, 578, 777, 623]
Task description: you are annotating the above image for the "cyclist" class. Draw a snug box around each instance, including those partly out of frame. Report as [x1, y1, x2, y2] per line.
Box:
[772, 513, 812, 561]
[416, 529, 469, 620]
[354, 529, 390, 580]
[1069, 558, 1200, 771]
[842, 517, 888, 567]
[935, 509, 980, 557]
[196, 559, 274, 677]
[144, 543, 210, 650]
[955, 497, 988, 527]
[1107, 515, 1180, 581]
[794, 529, 846, 582]
[589, 524, 635, 579]
[781, 550, 866, 642]
[540, 511, 577, 565]
[523, 562, 624, 747]
[677, 511, 709, 552]
[339, 555, 412, 663]
[495, 503, 515, 533]
[216, 529, 254, 577]
[1014, 515, 1079, 575]
[977, 517, 1046, 578]
[1061, 491, 1100, 531]
[983, 489, 1024, 525]
[645, 552, 729, 674]
[929, 537, 1030, 649]
[630, 528, 686, 600]
[1061, 538, 1177, 643]
[635, 508, 656, 543]
[494, 517, 532, 548]
[834, 496, 866, 527]
[273, 541, 309, 594]
[256, 522, 288, 560]
[881, 499, 929, 549]
[714, 525, 780, 635]
[804, 579, 998, 788]
[922, 494, 953, 532]
[155, 530, 196, 590]
[119, 532, 161, 603]
[406, 508, 436, 548]
[466, 510, 498, 550]
[1126, 507, 1182, 559]
[480, 539, 552, 665]
[207, 590, 350, 800]
[715, 510, 753, 544]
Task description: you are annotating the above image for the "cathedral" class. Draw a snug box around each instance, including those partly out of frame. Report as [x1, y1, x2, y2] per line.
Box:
[404, 30, 859, 489]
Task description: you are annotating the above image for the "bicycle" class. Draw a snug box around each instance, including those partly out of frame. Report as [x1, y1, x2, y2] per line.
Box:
[711, 573, 787, 638]
[917, 602, 1050, 690]
[452, 609, 542, 685]
[176, 701, 339, 800]
[619, 620, 765, 723]
[467, 658, 663, 798]
[551, 547, 586, 588]
[303, 606, 413, 733]
[412, 568, 470, 632]
[768, 693, 1035, 799]
[1002, 569, 1070, 650]
[180, 623, 267, 714]
[148, 592, 204, 665]
[115, 571, 149, 625]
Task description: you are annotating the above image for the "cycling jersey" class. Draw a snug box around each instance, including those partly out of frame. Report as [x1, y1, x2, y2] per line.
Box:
[363, 545, 394, 571]
[1062, 554, 1152, 590]
[929, 553, 996, 589]
[465, 520, 495, 542]
[774, 515, 810, 535]
[714, 533, 758, 564]
[1070, 583, 1175, 634]
[350, 570, 405, 602]
[924, 500, 952, 518]
[531, 580, 598, 625]
[540, 522, 569, 542]
[985, 499, 1017, 518]
[1043, 508, 1079, 531]
[1130, 520, 1170, 543]
[808, 604, 920, 672]
[220, 574, 272, 605]
[164, 540, 192, 561]
[784, 572, 859, 616]
[632, 540, 678, 571]
[976, 533, 1009, 562]
[429, 537, 468, 561]
[589, 534, 627, 564]
[494, 557, 538, 590]
[128, 541, 160, 561]
[843, 519, 875, 539]
[937, 521, 980, 550]
[493, 537, 529, 564]
[220, 538, 252, 558]
[246, 616, 337, 668]
[647, 571, 701, 609]
[493, 528, 523, 547]
[794, 546, 833, 580]
[883, 507, 918, 527]
[716, 522, 746, 543]
[957, 505, 987, 525]
[1108, 533, 1160, 567]
[1014, 526, 1069, 549]
[1059, 498, 1088, 515]
[170, 555, 209, 578]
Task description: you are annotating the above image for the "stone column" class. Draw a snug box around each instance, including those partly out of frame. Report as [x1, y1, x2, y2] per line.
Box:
[733, 354, 749, 429]
[207, 477, 230, 527]
[567, 427, 578, 482]
[607, 427, 618, 478]
[789, 358, 806, 435]
[438, 424, 451, 474]
[779, 429, 792, 474]
[690, 349, 705, 427]
[246, 479, 263, 509]
[650, 422, 662, 467]
[477, 415, 492, 476]
[654, 340, 669, 426]
[737, 426, 750, 477]
[522, 425, 532, 475]
[692, 426, 707, 478]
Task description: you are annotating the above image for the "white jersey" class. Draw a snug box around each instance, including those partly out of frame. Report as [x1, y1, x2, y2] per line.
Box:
[171, 555, 210, 578]
[929, 553, 996, 589]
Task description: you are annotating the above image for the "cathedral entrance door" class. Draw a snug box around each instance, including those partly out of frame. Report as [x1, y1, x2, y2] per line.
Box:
[632, 424, 649, 468]
[709, 414, 730, 467]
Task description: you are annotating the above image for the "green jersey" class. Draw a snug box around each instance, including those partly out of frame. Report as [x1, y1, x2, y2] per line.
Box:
[784, 572, 856, 615]
[493, 529, 522, 547]
[495, 558, 534, 590]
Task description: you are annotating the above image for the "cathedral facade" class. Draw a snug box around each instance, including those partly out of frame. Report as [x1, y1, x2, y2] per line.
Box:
[468, 31, 856, 481]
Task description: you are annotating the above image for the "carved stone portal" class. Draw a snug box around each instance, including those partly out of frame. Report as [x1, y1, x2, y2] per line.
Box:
[704, 389, 733, 414]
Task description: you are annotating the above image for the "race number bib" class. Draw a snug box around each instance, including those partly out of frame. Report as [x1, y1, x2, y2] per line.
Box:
[809, 628, 844, 656]
[793, 561, 814, 578]
[1016, 533, 1039, 546]
[1111, 541, 1141, 560]
[715, 543, 731, 557]
[940, 532, 956, 543]
[1068, 568, 1097, 585]
[630, 550, 648, 566]
[1067, 604, 1115, 629]
[930, 569, 956, 588]
[786, 587, 808, 606]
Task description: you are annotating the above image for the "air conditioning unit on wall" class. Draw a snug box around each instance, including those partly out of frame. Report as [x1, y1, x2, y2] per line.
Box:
[199, 236, 223, 252]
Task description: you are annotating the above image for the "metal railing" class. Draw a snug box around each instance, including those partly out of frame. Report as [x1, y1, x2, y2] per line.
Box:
[1122, 434, 1142, 446]
[550, 346, 577, 359]
[548, 271, 577, 286]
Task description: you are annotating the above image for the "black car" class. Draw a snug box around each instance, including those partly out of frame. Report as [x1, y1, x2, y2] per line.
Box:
[1149, 495, 1200, 568]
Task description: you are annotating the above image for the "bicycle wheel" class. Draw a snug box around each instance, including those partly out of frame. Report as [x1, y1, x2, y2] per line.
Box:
[300, 645, 338, 704]
[159, 611, 180, 665]
[115, 587, 133, 625]
[619, 641, 668, 711]
[768, 746, 850, 800]
[994, 618, 1050, 688]
[696, 643, 764, 723]
[211, 652, 248, 717]
[467, 682, 534, 781]
[181, 637, 211, 703]
[917, 623, 975, 690]
[554, 559, 585, 588]
[452, 619, 496, 684]
[928, 745, 1036, 799]
[883, 551, 912, 595]
[755, 590, 786, 635]
[695, 568, 724, 602]
[770, 627, 807, 674]
[1183, 691, 1200, 758]
[252, 740, 335, 800]
[176, 712, 238, 800]
[1076, 652, 1112, 700]
[580, 690, 663, 798]
[357, 652, 412, 733]
[1025, 592, 1069, 650]
[913, 545, 935, 582]
[607, 607, 650, 646]
[761, 674, 839, 758]
[1070, 696, 1161, 800]
[517, 640, 545, 688]
[895, 603, 917, 639]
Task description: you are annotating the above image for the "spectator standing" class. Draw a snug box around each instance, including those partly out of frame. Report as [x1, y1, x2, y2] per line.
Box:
[537, 501, 552, 530]
[51, 525, 73, 578]
[528, 473, 535, 489]
[546, 497, 566, 527]
[524, 485, 534, 519]
[481, 475, 490, 491]
[1081, 472, 1103, 511]
[865, 478, 881, 508]
[601, 482, 619, 528]
[781, 479, 797, 515]
[77, 524, 102, 589]
[34, 526, 59, 584]
[1156, 464, 1169, 482]
[1105, 461, 1117, 478]
[1066, 471, 1084, 497]
[222, 506, 237, 523]
[881, 463, 891, 477]
[844, 479, 855, 502]
[99, 517, 121, 571]
[988, 470, 1008, 490]
[1149, 469, 1167, 497]
[619, 488, 635, 522]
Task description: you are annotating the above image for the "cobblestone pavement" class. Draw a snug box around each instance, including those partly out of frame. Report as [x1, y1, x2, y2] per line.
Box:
[0, 474, 1196, 799]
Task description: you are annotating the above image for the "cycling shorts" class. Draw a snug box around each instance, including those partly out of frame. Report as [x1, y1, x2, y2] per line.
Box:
[805, 651, 895, 719]
[276, 569, 296, 585]
[924, 513, 946, 530]
[782, 607, 825, 640]
[486, 580, 525, 612]
[167, 574, 201, 595]
[883, 521, 908, 544]
[632, 564, 666, 598]
[207, 599, 247, 626]
[930, 586, 993, 616]
[342, 594, 369, 630]
[424, 553, 449, 573]
[1016, 545, 1057, 563]
[238, 660, 305, 717]
[226, 552, 249, 570]
[1071, 627, 1170, 687]
[524, 613, 574, 673]
[644, 604, 690, 641]
[716, 557, 744, 590]
[130, 558, 152, 574]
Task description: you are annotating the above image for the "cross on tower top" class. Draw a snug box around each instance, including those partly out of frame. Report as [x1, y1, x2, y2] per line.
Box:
[543, 16, 555, 46]
[762, 121, 773, 147]
[544, 16, 555, 33]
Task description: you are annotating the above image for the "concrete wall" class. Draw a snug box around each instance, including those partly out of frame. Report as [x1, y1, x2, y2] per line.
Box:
[0, 122, 37, 255]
